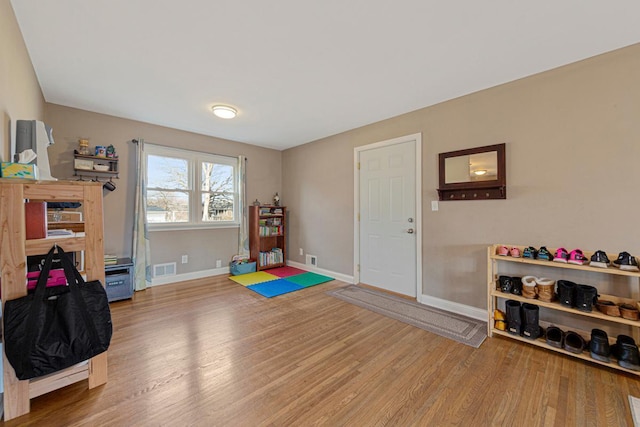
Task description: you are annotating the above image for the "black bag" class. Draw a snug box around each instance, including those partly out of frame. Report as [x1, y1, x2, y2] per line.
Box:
[3, 245, 113, 380]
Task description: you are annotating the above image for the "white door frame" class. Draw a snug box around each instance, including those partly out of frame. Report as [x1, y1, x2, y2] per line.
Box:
[353, 133, 422, 299]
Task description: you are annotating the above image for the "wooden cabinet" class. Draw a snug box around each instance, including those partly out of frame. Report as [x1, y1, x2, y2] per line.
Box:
[249, 205, 286, 271]
[0, 179, 108, 420]
[487, 244, 640, 376]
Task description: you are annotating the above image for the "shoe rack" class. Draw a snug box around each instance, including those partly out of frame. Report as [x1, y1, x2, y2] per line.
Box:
[487, 244, 640, 376]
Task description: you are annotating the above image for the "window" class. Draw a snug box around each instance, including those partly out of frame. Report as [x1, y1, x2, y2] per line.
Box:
[145, 144, 239, 229]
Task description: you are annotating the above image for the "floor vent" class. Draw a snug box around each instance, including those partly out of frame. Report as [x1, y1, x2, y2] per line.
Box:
[153, 262, 176, 277]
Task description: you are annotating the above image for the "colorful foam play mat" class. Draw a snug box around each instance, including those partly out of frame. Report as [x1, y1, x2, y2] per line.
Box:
[229, 266, 334, 298]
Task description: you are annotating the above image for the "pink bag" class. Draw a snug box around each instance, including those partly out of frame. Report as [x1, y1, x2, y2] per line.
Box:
[26, 269, 67, 291]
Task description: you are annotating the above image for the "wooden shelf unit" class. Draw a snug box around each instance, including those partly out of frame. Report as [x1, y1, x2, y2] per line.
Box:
[249, 205, 286, 271]
[73, 153, 119, 180]
[487, 244, 640, 376]
[0, 179, 108, 420]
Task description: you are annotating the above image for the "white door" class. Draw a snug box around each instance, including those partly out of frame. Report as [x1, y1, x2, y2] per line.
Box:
[358, 138, 417, 297]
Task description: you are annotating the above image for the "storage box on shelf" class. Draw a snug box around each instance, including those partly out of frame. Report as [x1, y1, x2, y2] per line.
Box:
[249, 205, 286, 271]
[487, 244, 640, 376]
[0, 179, 107, 420]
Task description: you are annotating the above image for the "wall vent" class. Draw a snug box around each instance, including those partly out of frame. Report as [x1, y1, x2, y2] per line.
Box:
[153, 262, 176, 277]
[305, 254, 317, 267]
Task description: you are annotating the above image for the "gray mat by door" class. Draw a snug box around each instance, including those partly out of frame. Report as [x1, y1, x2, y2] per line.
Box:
[328, 285, 487, 348]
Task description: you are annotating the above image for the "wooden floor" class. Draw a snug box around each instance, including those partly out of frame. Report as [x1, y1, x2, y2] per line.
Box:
[3, 275, 640, 426]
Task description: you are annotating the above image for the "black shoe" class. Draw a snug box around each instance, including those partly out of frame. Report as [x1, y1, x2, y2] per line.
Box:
[557, 280, 577, 307]
[589, 329, 610, 362]
[612, 335, 640, 371]
[564, 331, 586, 354]
[510, 277, 522, 296]
[575, 284, 598, 312]
[546, 326, 564, 349]
[505, 300, 522, 336]
[590, 250, 610, 268]
[537, 246, 553, 261]
[613, 252, 640, 272]
[522, 303, 542, 340]
[523, 246, 538, 259]
[499, 275, 513, 293]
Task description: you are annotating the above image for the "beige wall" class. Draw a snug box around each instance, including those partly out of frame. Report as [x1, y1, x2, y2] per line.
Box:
[44, 104, 282, 274]
[283, 43, 640, 308]
[0, 0, 45, 161]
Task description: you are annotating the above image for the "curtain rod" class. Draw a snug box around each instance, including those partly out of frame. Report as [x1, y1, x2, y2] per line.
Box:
[130, 138, 247, 161]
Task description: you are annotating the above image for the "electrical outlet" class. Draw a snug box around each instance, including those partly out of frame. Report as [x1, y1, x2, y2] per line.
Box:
[299, 248, 304, 256]
[181, 255, 188, 264]
[216, 259, 222, 268]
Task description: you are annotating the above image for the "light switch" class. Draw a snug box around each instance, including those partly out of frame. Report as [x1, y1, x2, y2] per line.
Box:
[431, 201, 439, 211]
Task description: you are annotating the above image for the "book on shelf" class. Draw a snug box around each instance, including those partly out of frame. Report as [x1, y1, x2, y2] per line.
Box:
[104, 254, 118, 265]
[259, 248, 284, 266]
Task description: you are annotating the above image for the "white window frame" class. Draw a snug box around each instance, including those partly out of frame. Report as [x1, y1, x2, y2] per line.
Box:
[145, 144, 240, 231]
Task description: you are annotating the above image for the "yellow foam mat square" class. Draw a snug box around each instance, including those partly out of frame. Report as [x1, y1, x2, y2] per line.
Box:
[229, 271, 279, 286]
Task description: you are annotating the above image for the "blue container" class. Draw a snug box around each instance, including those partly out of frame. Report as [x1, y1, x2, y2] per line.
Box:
[230, 261, 256, 276]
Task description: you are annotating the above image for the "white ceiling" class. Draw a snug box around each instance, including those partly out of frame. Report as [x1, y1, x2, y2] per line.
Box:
[11, 1, 640, 150]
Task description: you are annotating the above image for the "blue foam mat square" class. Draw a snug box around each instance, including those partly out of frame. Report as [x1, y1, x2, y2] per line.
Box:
[247, 279, 305, 298]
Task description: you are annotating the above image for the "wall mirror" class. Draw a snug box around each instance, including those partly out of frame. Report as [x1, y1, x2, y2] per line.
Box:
[438, 143, 506, 201]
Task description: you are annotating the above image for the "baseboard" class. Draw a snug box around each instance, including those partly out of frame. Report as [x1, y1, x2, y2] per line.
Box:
[286, 261, 355, 284]
[419, 294, 487, 321]
[150, 266, 230, 286]
[150, 262, 354, 287]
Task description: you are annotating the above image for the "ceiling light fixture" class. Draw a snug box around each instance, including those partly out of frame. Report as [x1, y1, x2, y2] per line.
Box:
[211, 105, 237, 119]
[473, 169, 487, 176]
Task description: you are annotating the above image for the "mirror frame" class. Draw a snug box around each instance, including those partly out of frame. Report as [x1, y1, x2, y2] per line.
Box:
[437, 143, 506, 201]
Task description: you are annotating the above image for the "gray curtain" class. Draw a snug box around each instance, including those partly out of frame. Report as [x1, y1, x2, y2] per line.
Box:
[132, 138, 151, 290]
[238, 155, 249, 256]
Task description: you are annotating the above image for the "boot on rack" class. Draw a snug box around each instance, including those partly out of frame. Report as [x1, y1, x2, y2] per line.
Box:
[557, 280, 577, 307]
[521, 276, 538, 299]
[535, 278, 556, 302]
[575, 284, 598, 312]
[498, 275, 513, 293]
[522, 303, 542, 340]
[505, 300, 522, 335]
[510, 277, 523, 296]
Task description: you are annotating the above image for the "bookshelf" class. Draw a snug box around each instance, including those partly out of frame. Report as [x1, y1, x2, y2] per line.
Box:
[249, 205, 286, 271]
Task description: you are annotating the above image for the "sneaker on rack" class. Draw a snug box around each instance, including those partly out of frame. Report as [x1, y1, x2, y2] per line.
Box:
[553, 247, 569, 263]
[497, 245, 510, 256]
[612, 252, 640, 272]
[523, 246, 538, 260]
[509, 247, 521, 258]
[537, 246, 554, 261]
[568, 249, 588, 265]
[590, 250, 611, 269]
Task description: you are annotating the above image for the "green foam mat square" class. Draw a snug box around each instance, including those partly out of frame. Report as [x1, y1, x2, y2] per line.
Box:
[284, 272, 334, 288]
[229, 271, 279, 286]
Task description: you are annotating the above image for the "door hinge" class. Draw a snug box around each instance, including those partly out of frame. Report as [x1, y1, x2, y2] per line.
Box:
[357, 162, 360, 170]
[357, 213, 360, 221]
[357, 264, 360, 272]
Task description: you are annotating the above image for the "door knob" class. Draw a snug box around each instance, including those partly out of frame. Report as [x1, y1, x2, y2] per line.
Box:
[407, 228, 415, 234]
